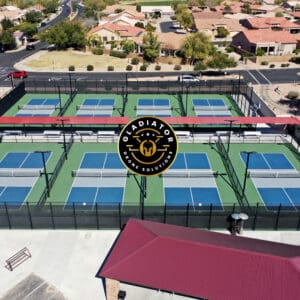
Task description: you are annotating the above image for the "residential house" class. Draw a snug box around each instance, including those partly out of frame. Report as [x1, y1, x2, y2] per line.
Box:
[101, 4, 145, 21]
[214, 3, 243, 14]
[100, 12, 144, 27]
[231, 29, 298, 55]
[192, 9, 223, 20]
[0, 6, 24, 24]
[243, 17, 300, 33]
[25, 4, 45, 13]
[132, 32, 187, 56]
[250, 5, 268, 15]
[88, 23, 145, 45]
[194, 18, 244, 40]
[141, 6, 174, 18]
[283, 1, 300, 11]
[13, 30, 26, 47]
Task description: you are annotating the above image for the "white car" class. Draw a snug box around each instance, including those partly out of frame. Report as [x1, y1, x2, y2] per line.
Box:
[178, 75, 200, 82]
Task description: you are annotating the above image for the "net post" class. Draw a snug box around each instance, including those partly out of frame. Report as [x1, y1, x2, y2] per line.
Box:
[252, 203, 259, 230]
[185, 203, 190, 227]
[163, 203, 167, 224]
[118, 203, 122, 229]
[26, 202, 33, 229]
[232, 203, 236, 214]
[49, 202, 55, 229]
[274, 204, 281, 230]
[72, 203, 77, 229]
[297, 215, 300, 231]
[95, 203, 99, 230]
[4, 202, 11, 229]
[208, 204, 213, 230]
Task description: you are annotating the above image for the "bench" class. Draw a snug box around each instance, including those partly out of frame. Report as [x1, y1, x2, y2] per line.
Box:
[5, 247, 31, 271]
[243, 131, 261, 137]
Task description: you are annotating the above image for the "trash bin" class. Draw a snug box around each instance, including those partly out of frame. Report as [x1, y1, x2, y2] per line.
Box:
[118, 290, 126, 300]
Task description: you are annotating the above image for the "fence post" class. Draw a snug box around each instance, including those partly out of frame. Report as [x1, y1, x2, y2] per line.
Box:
[274, 204, 281, 230]
[26, 202, 33, 229]
[297, 215, 300, 231]
[4, 202, 11, 229]
[163, 204, 166, 224]
[118, 203, 122, 229]
[252, 203, 259, 230]
[49, 202, 55, 229]
[208, 204, 213, 230]
[185, 203, 189, 227]
[95, 203, 99, 230]
[232, 203, 236, 213]
[72, 203, 77, 229]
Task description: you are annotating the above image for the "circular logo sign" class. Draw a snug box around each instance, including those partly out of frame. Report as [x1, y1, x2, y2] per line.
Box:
[118, 116, 178, 176]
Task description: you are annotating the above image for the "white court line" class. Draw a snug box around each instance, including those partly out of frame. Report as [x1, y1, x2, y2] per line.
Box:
[256, 69, 272, 85]
[282, 188, 297, 211]
[246, 69, 260, 84]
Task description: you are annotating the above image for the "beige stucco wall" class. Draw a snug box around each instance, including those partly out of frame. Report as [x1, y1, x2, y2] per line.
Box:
[105, 278, 120, 300]
[94, 28, 120, 43]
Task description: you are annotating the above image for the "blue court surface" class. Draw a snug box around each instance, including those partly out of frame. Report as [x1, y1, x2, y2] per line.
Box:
[66, 152, 126, 209]
[137, 98, 172, 117]
[17, 98, 60, 116]
[0, 152, 51, 169]
[257, 188, 300, 211]
[240, 152, 294, 170]
[193, 99, 225, 107]
[170, 153, 210, 169]
[76, 98, 115, 117]
[0, 152, 51, 207]
[164, 187, 222, 210]
[164, 153, 222, 210]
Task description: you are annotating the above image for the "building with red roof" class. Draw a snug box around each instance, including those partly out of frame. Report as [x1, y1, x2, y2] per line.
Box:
[231, 29, 298, 55]
[97, 219, 300, 300]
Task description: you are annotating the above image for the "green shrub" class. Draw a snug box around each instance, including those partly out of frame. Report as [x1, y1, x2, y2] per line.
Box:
[261, 61, 269, 65]
[269, 64, 275, 68]
[287, 91, 299, 100]
[69, 65, 75, 71]
[107, 65, 114, 71]
[155, 64, 161, 71]
[109, 50, 127, 58]
[131, 57, 140, 65]
[225, 46, 234, 53]
[290, 56, 300, 63]
[281, 63, 289, 67]
[91, 48, 103, 55]
[126, 65, 133, 71]
[87, 65, 94, 71]
[293, 49, 300, 54]
[194, 61, 207, 71]
[174, 64, 181, 70]
[140, 64, 147, 71]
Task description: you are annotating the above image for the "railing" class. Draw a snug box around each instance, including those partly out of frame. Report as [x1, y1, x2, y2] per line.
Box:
[0, 202, 299, 230]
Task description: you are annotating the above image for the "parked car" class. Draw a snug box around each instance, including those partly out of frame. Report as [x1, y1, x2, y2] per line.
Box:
[178, 74, 200, 82]
[7, 70, 28, 79]
[40, 21, 47, 27]
[26, 44, 35, 50]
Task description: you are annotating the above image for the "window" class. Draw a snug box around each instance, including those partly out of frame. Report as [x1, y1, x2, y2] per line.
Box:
[103, 36, 107, 42]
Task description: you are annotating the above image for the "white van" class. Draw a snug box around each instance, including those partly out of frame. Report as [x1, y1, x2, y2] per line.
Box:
[178, 75, 200, 82]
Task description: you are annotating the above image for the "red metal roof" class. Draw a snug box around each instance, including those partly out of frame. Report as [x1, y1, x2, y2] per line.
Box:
[98, 219, 300, 300]
[0, 116, 299, 125]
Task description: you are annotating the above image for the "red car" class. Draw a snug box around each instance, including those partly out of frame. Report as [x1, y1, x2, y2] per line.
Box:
[7, 70, 28, 79]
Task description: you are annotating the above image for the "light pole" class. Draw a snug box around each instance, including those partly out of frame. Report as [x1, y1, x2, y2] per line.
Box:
[35, 151, 51, 197]
[225, 120, 236, 153]
[57, 85, 62, 115]
[242, 151, 256, 198]
[185, 84, 189, 116]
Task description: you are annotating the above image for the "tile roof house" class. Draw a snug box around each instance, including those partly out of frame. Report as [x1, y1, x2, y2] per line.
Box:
[194, 18, 244, 40]
[192, 9, 223, 20]
[101, 4, 145, 21]
[88, 23, 145, 44]
[101, 12, 143, 27]
[0, 6, 24, 23]
[243, 17, 300, 33]
[231, 29, 298, 55]
[97, 219, 300, 300]
[214, 3, 243, 14]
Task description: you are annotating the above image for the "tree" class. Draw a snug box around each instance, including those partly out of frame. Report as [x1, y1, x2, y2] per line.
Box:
[18, 22, 38, 37]
[39, 20, 87, 49]
[0, 30, 17, 50]
[207, 52, 237, 69]
[135, 22, 144, 28]
[242, 3, 251, 14]
[136, 3, 141, 12]
[1, 18, 14, 30]
[142, 32, 160, 62]
[38, 0, 60, 13]
[182, 32, 214, 64]
[25, 11, 43, 23]
[176, 9, 194, 30]
[122, 39, 135, 54]
[256, 48, 265, 56]
[224, 4, 232, 14]
[275, 11, 284, 17]
[145, 22, 156, 32]
[215, 27, 229, 38]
